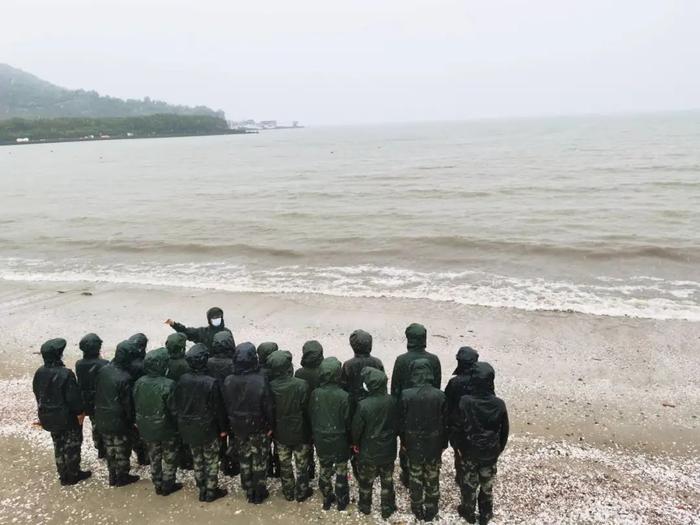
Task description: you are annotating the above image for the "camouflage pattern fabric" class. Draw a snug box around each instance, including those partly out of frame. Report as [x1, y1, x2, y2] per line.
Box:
[318, 457, 349, 507]
[50, 429, 83, 481]
[409, 458, 441, 520]
[146, 439, 178, 489]
[460, 458, 497, 523]
[236, 433, 269, 495]
[357, 462, 397, 519]
[275, 441, 311, 501]
[191, 439, 220, 492]
[103, 433, 131, 477]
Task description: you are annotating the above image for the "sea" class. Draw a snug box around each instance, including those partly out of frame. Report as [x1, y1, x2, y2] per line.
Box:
[1, 112, 699, 321]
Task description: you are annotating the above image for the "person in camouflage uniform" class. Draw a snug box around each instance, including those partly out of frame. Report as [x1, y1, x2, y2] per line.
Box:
[268, 350, 313, 502]
[294, 339, 324, 481]
[175, 344, 229, 502]
[222, 342, 275, 504]
[256, 341, 279, 477]
[33, 338, 91, 485]
[133, 347, 182, 496]
[352, 367, 398, 520]
[309, 357, 351, 511]
[400, 359, 448, 521]
[127, 333, 150, 466]
[455, 362, 509, 525]
[164, 332, 192, 469]
[75, 332, 109, 459]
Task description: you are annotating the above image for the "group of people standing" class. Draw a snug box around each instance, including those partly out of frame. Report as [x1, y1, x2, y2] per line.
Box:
[32, 306, 509, 524]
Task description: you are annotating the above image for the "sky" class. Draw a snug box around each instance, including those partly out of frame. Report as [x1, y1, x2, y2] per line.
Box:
[2, 0, 699, 125]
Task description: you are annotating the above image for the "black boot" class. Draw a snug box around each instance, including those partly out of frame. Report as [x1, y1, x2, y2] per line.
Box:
[115, 473, 140, 487]
[411, 505, 425, 521]
[296, 487, 313, 503]
[97, 446, 107, 460]
[161, 481, 183, 496]
[204, 487, 228, 502]
[458, 504, 476, 524]
[108, 468, 117, 487]
[322, 494, 336, 510]
[253, 486, 269, 504]
[478, 496, 493, 524]
[198, 486, 207, 502]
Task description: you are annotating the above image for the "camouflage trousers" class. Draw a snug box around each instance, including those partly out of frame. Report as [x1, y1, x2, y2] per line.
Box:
[235, 433, 269, 495]
[275, 441, 311, 501]
[460, 458, 497, 520]
[145, 439, 178, 489]
[191, 439, 221, 492]
[357, 462, 396, 517]
[50, 428, 83, 481]
[88, 417, 105, 456]
[103, 433, 132, 477]
[409, 458, 441, 520]
[318, 457, 349, 506]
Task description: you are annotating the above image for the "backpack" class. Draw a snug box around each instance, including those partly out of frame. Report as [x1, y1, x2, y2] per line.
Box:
[465, 401, 501, 462]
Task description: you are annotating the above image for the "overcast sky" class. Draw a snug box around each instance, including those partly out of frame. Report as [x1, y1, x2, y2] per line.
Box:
[2, 0, 699, 125]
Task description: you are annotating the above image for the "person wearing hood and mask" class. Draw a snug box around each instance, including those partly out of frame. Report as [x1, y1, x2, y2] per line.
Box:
[33, 338, 91, 486]
[268, 350, 313, 502]
[165, 332, 190, 382]
[391, 323, 442, 487]
[222, 342, 275, 504]
[294, 340, 324, 481]
[340, 329, 384, 407]
[309, 357, 351, 511]
[94, 340, 140, 487]
[75, 332, 109, 459]
[445, 346, 479, 485]
[127, 332, 150, 466]
[256, 341, 280, 477]
[165, 307, 233, 351]
[400, 359, 448, 522]
[206, 331, 239, 478]
[134, 347, 182, 496]
[351, 367, 398, 520]
[455, 362, 509, 525]
[175, 344, 229, 502]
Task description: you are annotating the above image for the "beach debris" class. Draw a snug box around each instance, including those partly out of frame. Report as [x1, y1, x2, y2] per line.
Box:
[80, 292, 93, 296]
[661, 402, 677, 408]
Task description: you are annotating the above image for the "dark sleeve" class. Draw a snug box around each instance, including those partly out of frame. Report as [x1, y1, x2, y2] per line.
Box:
[433, 356, 442, 390]
[351, 406, 364, 446]
[390, 358, 401, 397]
[171, 322, 202, 343]
[166, 382, 178, 420]
[342, 395, 352, 441]
[339, 364, 350, 391]
[499, 403, 510, 452]
[32, 370, 41, 405]
[301, 382, 312, 441]
[454, 398, 467, 451]
[398, 396, 407, 441]
[375, 357, 385, 372]
[211, 380, 228, 433]
[440, 394, 449, 449]
[64, 370, 84, 416]
[120, 378, 135, 424]
[262, 380, 275, 432]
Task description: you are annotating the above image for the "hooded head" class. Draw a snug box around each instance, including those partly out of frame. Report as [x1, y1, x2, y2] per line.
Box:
[405, 323, 427, 352]
[349, 329, 372, 356]
[185, 343, 209, 371]
[206, 307, 224, 328]
[40, 338, 66, 366]
[114, 340, 136, 368]
[408, 358, 434, 388]
[79, 333, 103, 358]
[267, 350, 293, 380]
[166, 333, 187, 359]
[471, 362, 495, 396]
[318, 357, 342, 386]
[212, 331, 235, 357]
[233, 342, 258, 374]
[144, 347, 169, 377]
[256, 342, 278, 366]
[128, 333, 148, 358]
[360, 366, 388, 395]
[301, 340, 324, 368]
[453, 346, 479, 375]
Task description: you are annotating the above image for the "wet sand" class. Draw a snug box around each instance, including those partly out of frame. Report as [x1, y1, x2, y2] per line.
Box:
[0, 280, 698, 524]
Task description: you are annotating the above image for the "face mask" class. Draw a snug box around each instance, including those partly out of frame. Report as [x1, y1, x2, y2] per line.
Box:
[362, 382, 369, 392]
[211, 318, 222, 327]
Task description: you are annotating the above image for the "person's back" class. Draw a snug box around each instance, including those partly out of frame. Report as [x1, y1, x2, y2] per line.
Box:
[294, 340, 324, 391]
[400, 359, 447, 521]
[256, 341, 278, 380]
[391, 323, 441, 397]
[166, 306, 233, 351]
[165, 332, 190, 382]
[455, 362, 509, 525]
[341, 329, 384, 405]
[75, 333, 109, 458]
[127, 333, 148, 379]
[207, 331, 235, 382]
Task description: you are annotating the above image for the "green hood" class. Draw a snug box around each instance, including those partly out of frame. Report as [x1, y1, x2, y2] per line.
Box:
[472, 362, 495, 396]
[212, 330, 235, 356]
[113, 340, 135, 368]
[40, 338, 66, 366]
[361, 366, 388, 395]
[349, 329, 372, 355]
[318, 357, 342, 386]
[144, 347, 169, 377]
[185, 343, 209, 371]
[408, 358, 433, 387]
[268, 350, 293, 379]
[405, 323, 427, 352]
[300, 340, 324, 368]
[128, 333, 148, 358]
[79, 333, 102, 358]
[166, 332, 187, 359]
[257, 342, 278, 366]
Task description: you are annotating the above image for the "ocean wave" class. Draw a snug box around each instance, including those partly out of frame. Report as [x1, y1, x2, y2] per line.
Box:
[0, 258, 698, 321]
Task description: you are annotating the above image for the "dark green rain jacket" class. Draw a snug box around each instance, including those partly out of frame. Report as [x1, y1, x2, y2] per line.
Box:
[75, 333, 108, 417]
[351, 367, 398, 467]
[165, 332, 190, 382]
[257, 342, 278, 379]
[133, 348, 178, 442]
[170, 306, 233, 352]
[94, 341, 136, 435]
[391, 323, 442, 397]
[309, 357, 351, 462]
[399, 358, 448, 463]
[294, 340, 324, 391]
[269, 350, 311, 446]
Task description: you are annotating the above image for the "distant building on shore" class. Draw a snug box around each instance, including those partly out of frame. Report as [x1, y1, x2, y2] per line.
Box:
[228, 119, 303, 131]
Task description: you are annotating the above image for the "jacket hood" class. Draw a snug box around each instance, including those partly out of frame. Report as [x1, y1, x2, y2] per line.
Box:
[267, 350, 293, 379]
[361, 366, 388, 395]
[166, 332, 187, 359]
[405, 323, 427, 352]
[79, 333, 102, 358]
[349, 329, 372, 355]
[128, 333, 148, 358]
[185, 343, 209, 371]
[408, 358, 434, 387]
[453, 346, 479, 375]
[256, 342, 278, 365]
[212, 331, 235, 356]
[471, 362, 495, 396]
[114, 340, 136, 368]
[40, 338, 66, 366]
[233, 342, 258, 374]
[300, 340, 324, 368]
[144, 347, 169, 377]
[206, 306, 224, 326]
[318, 357, 342, 386]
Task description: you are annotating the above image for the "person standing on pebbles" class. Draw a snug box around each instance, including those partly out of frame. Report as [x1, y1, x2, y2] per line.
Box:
[75, 333, 109, 459]
[33, 338, 91, 486]
[455, 362, 509, 525]
[165, 306, 233, 352]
